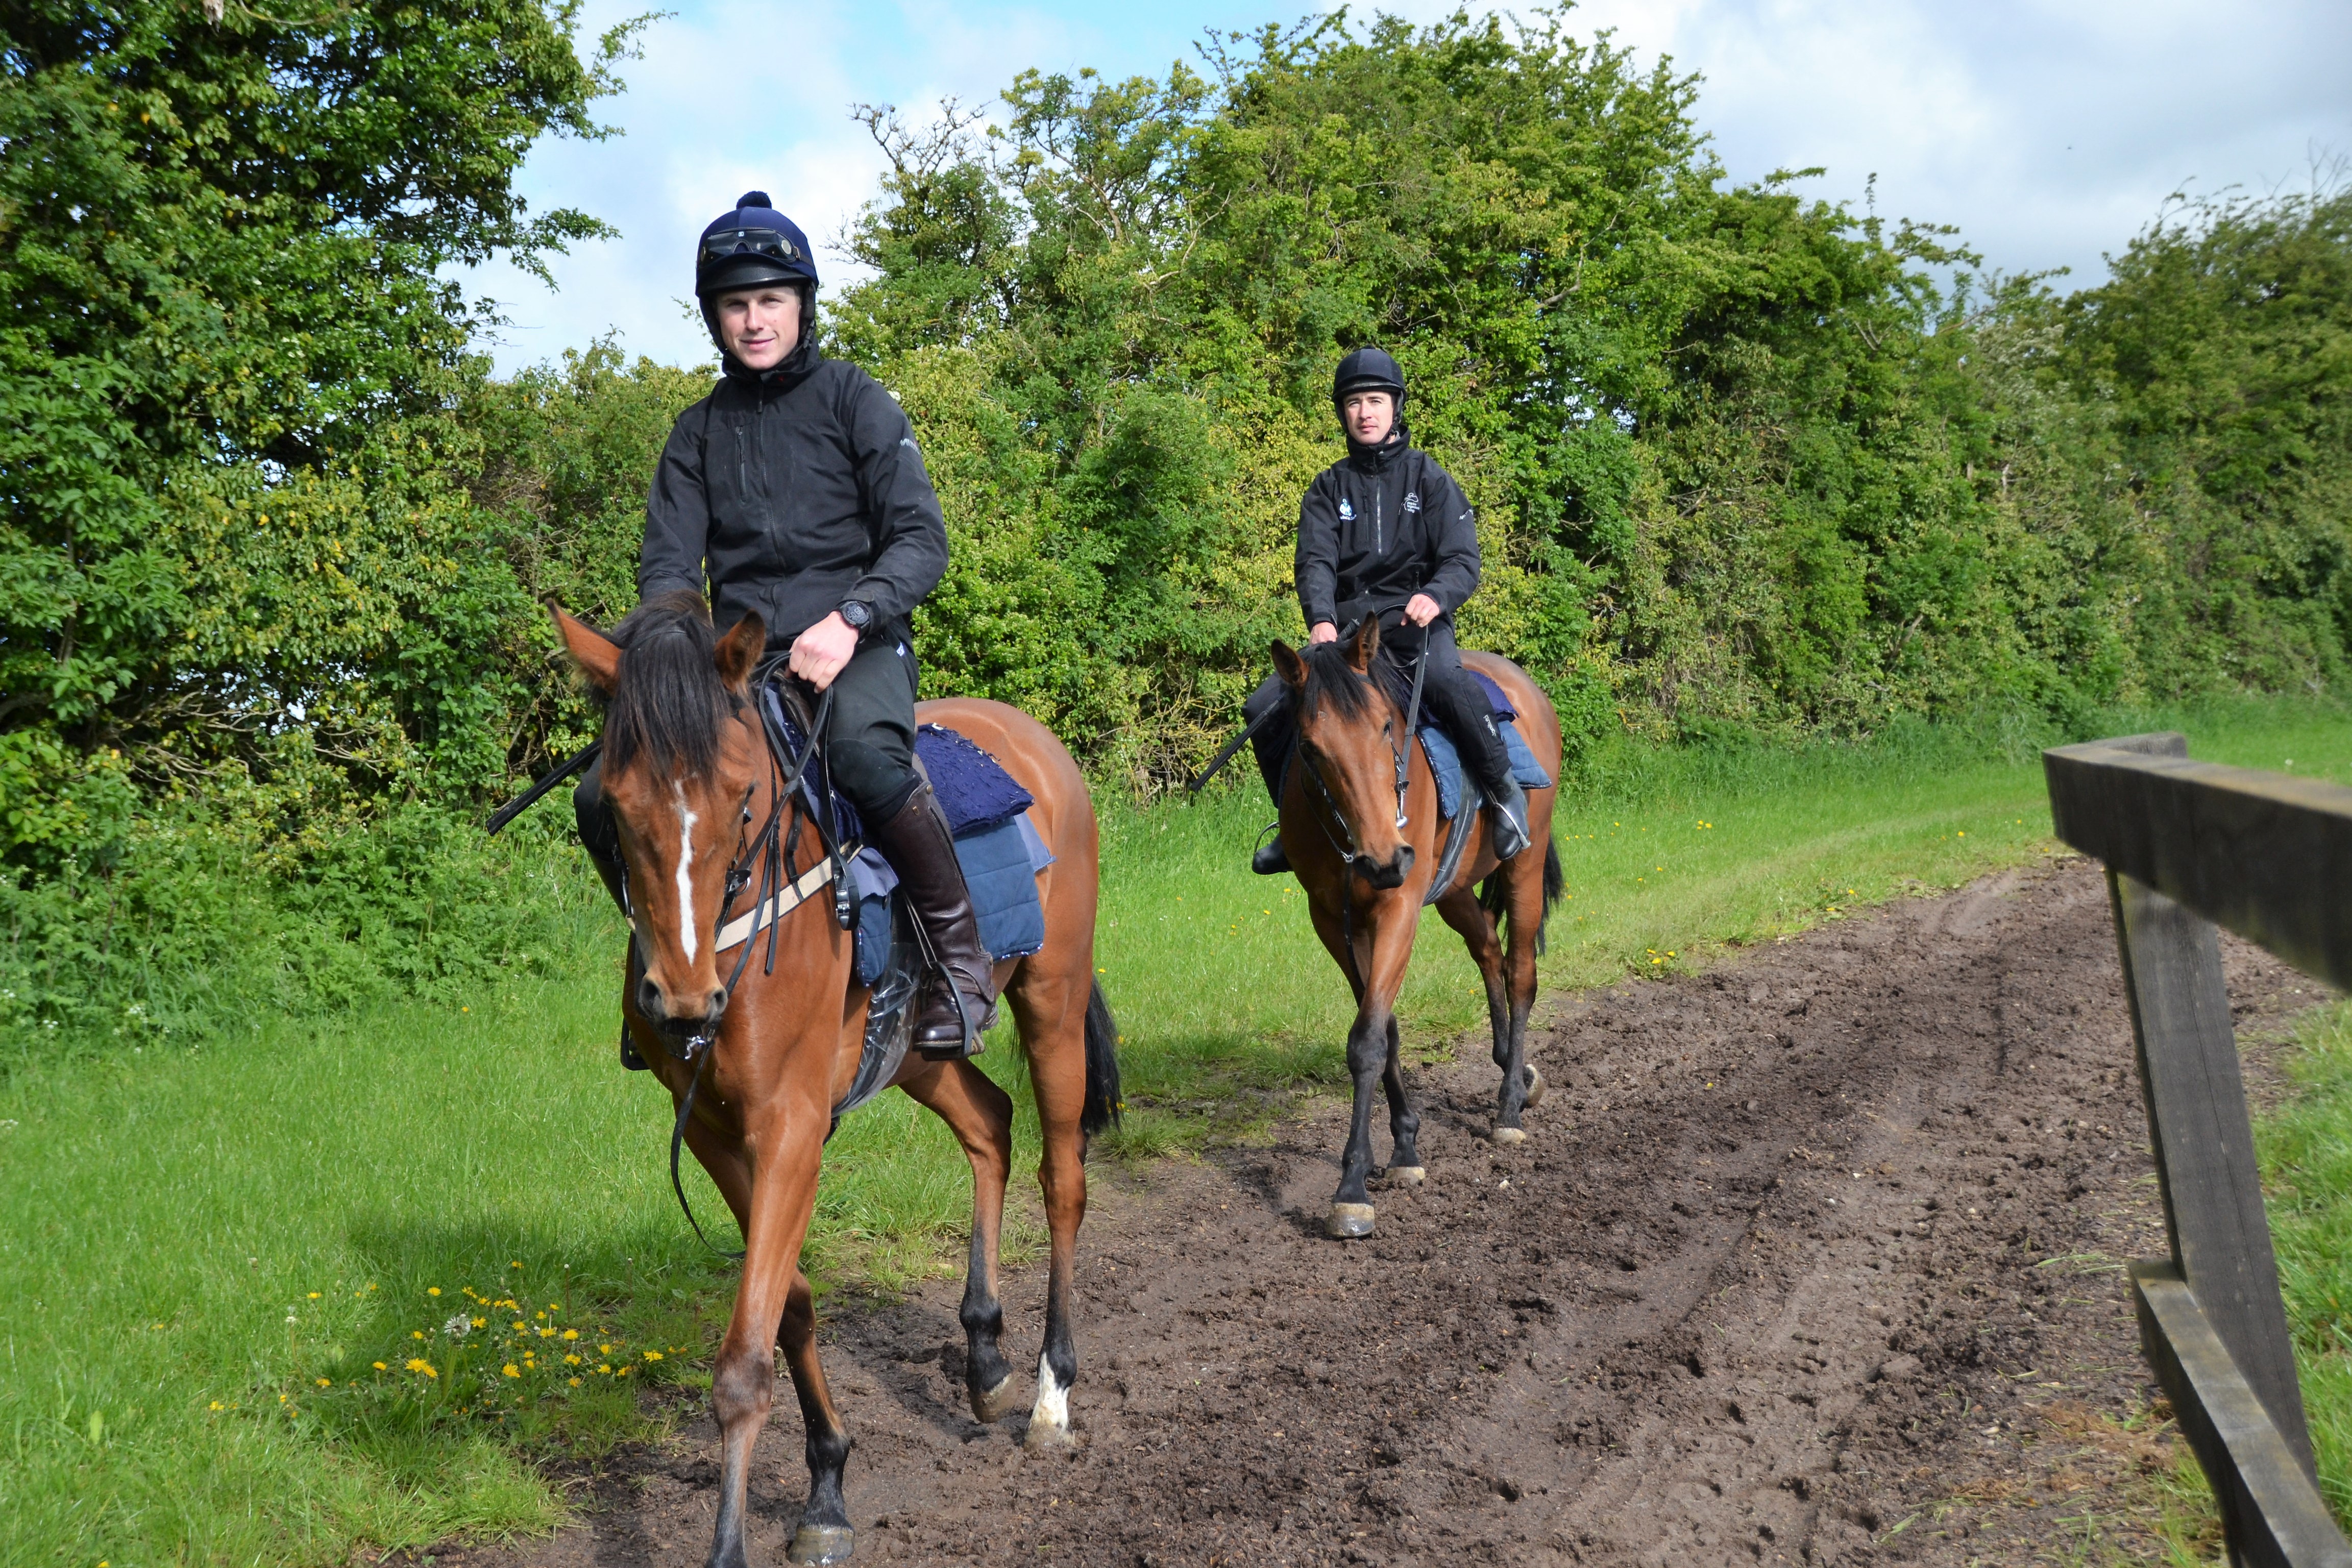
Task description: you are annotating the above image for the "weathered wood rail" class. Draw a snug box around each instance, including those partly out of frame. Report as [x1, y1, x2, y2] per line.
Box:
[2044, 731, 2352, 1567]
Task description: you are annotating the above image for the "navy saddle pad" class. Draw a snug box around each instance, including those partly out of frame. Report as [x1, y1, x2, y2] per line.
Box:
[1416, 670, 1551, 821]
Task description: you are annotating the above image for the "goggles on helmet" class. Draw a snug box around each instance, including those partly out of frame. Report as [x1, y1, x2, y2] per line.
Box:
[699, 227, 804, 267]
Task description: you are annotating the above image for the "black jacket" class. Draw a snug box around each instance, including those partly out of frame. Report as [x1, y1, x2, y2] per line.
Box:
[1294, 434, 1479, 632]
[640, 343, 948, 647]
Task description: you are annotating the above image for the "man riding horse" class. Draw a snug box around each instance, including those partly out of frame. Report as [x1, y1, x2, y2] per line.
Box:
[1244, 346, 1533, 871]
[573, 190, 996, 1058]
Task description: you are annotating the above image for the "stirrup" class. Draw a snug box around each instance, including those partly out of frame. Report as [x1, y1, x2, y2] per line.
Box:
[1251, 820, 1289, 875]
[1485, 782, 1532, 861]
[913, 973, 995, 1060]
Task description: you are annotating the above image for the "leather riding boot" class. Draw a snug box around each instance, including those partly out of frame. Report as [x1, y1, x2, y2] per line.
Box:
[1252, 835, 1291, 875]
[868, 781, 999, 1057]
[1484, 776, 1533, 861]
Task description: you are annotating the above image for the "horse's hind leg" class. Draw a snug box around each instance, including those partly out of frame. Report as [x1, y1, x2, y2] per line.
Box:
[898, 1059, 1019, 1421]
[1436, 882, 1527, 1142]
[777, 1266, 854, 1565]
[1009, 970, 1091, 1449]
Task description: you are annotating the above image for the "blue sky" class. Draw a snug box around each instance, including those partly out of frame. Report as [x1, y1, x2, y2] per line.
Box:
[458, 0, 2352, 375]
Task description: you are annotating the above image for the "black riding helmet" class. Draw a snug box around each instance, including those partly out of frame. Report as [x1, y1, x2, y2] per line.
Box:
[1332, 345, 1407, 411]
[696, 190, 818, 347]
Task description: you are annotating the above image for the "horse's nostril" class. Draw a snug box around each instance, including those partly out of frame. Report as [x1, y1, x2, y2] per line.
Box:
[706, 989, 728, 1019]
[636, 976, 664, 1019]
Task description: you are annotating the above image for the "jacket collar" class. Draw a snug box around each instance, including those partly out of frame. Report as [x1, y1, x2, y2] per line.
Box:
[720, 332, 822, 391]
[1344, 420, 1411, 472]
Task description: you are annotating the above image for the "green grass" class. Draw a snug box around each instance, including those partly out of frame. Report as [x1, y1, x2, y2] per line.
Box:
[6, 695, 2351, 1566]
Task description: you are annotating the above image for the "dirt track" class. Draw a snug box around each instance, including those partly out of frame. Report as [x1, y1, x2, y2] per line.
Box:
[432, 859, 2327, 1566]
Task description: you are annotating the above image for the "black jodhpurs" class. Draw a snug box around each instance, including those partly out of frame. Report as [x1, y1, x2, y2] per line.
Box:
[574, 636, 922, 887]
[1242, 618, 1513, 810]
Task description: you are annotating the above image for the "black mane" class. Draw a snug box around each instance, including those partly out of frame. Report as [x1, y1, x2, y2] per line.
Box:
[602, 591, 741, 778]
[1294, 636, 1413, 723]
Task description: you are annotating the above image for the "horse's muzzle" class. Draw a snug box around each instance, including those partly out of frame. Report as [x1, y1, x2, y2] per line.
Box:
[640, 974, 729, 1032]
[1351, 846, 1414, 890]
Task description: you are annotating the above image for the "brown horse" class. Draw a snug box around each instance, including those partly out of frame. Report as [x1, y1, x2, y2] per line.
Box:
[1269, 618, 1563, 1239]
[552, 598, 1118, 1568]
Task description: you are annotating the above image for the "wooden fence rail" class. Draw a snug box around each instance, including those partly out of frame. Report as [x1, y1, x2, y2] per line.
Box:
[2043, 732, 2352, 1567]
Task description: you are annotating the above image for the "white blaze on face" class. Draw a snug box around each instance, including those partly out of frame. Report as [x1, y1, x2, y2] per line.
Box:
[671, 780, 700, 963]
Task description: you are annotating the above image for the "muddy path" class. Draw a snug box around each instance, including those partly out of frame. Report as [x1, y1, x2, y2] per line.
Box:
[428, 861, 2327, 1566]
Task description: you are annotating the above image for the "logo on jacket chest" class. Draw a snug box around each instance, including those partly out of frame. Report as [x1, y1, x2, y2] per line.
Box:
[1338, 498, 1354, 521]
[1403, 492, 1422, 513]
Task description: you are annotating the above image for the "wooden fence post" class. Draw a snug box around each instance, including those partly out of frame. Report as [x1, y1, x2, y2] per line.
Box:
[2108, 868, 2317, 1480]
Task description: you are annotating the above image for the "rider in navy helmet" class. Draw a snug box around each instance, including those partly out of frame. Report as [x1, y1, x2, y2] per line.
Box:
[1240, 345, 1533, 872]
[575, 191, 999, 1059]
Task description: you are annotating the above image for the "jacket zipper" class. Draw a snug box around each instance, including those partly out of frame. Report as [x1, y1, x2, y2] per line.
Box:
[1374, 484, 1384, 555]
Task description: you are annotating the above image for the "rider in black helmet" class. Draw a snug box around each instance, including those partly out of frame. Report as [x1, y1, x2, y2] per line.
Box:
[574, 190, 997, 1058]
[1241, 345, 1533, 873]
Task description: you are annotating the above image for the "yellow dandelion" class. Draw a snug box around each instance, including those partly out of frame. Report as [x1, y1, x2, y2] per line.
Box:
[373, 1361, 387, 1371]
[210, 1401, 224, 1411]
[306, 1291, 321, 1300]
[406, 1358, 437, 1379]
[597, 1363, 611, 1374]
[644, 1350, 663, 1362]
[427, 1287, 440, 1297]
[568, 1377, 582, 1387]
[315, 1377, 331, 1388]
[411, 1331, 425, 1340]
[503, 1364, 521, 1379]
[562, 1328, 578, 1340]
[472, 1317, 486, 1329]
[565, 1354, 581, 1365]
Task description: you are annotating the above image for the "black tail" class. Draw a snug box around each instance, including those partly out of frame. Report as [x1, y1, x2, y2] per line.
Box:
[1081, 979, 1123, 1141]
[1478, 835, 1564, 956]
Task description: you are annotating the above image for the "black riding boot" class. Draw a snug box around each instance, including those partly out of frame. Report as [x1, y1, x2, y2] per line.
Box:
[575, 765, 650, 1069]
[868, 781, 999, 1058]
[1484, 776, 1533, 862]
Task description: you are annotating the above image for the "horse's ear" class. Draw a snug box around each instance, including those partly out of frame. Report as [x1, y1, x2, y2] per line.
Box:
[713, 613, 764, 692]
[1345, 616, 1381, 673]
[1271, 639, 1307, 689]
[550, 603, 621, 695]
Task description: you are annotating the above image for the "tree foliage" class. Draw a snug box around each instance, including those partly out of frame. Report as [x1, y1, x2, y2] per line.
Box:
[0, 0, 633, 868]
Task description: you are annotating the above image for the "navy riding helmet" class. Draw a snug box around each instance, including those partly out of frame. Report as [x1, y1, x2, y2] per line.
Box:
[696, 190, 817, 340]
[1333, 345, 1407, 410]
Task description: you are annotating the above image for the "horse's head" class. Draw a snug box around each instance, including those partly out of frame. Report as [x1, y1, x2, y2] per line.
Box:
[554, 593, 768, 1037]
[1271, 617, 1416, 890]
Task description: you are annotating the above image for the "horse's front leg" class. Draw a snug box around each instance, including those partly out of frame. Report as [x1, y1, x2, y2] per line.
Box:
[1322, 901, 1415, 1239]
[689, 1107, 837, 1568]
[1379, 1014, 1424, 1184]
[777, 1265, 855, 1564]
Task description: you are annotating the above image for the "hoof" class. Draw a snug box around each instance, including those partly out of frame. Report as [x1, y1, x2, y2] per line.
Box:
[1491, 1125, 1527, 1147]
[1381, 1165, 1426, 1187]
[1327, 1202, 1376, 1238]
[1522, 1064, 1546, 1108]
[788, 1524, 854, 1565]
[1024, 1416, 1080, 1452]
[970, 1373, 1018, 1424]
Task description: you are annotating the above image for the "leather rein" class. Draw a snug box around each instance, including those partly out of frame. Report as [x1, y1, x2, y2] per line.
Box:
[664, 679, 860, 1259]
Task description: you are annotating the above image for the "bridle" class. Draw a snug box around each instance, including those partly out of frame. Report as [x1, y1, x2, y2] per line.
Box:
[657, 678, 860, 1258]
[1296, 619, 1433, 860]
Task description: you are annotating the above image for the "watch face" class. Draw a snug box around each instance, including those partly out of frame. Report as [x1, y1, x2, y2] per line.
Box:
[841, 602, 871, 629]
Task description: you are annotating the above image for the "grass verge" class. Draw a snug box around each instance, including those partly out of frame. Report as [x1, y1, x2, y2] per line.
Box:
[5, 695, 2349, 1564]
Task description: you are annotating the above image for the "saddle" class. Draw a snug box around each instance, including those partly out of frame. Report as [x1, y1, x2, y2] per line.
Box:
[656, 679, 1050, 1132]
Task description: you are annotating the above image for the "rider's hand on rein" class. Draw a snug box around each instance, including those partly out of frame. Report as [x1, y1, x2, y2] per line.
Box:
[788, 610, 859, 691]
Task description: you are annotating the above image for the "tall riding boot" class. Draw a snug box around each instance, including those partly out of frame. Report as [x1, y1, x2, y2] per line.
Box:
[574, 766, 649, 1069]
[868, 781, 1000, 1058]
[1462, 716, 1532, 862]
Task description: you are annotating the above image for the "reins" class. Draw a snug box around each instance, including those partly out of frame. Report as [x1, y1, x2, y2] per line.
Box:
[666, 680, 850, 1260]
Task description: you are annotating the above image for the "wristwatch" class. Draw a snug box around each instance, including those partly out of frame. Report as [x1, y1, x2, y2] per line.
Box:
[837, 600, 873, 634]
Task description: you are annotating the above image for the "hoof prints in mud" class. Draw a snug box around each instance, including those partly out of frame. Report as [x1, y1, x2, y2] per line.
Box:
[426, 861, 2324, 1566]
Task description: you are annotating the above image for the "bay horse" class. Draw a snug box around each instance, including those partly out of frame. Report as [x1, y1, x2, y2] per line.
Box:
[1269, 617, 1563, 1239]
[552, 598, 1119, 1568]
